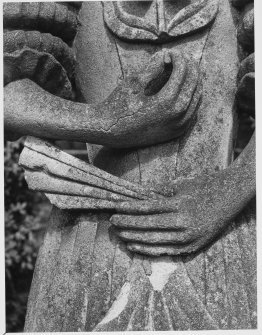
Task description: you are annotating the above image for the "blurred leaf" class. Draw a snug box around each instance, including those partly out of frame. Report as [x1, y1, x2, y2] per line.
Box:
[5, 139, 50, 332]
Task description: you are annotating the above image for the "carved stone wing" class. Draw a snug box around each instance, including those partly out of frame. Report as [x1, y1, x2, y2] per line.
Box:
[19, 136, 161, 210]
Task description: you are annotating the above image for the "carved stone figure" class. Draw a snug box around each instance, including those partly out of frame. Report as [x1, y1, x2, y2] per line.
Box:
[4, 0, 255, 331]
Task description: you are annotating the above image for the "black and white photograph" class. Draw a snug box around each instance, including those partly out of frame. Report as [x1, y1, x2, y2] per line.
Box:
[2, 0, 260, 332]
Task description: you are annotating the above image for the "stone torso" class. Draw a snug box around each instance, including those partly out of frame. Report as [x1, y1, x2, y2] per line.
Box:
[75, 0, 235, 188]
[23, 1, 256, 331]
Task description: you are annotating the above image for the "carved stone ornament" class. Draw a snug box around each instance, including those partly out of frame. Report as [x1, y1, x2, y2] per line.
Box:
[103, 0, 219, 42]
[19, 136, 162, 210]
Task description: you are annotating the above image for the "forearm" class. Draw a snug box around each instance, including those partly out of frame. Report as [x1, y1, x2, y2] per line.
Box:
[212, 132, 255, 220]
[4, 79, 110, 144]
[231, 131, 255, 196]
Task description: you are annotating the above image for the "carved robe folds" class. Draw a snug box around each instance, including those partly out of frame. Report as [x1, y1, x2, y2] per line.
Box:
[23, 0, 256, 331]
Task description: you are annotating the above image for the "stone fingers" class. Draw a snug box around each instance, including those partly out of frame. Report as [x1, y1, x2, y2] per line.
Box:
[152, 50, 201, 123]
[172, 74, 203, 130]
[154, 50, 187, 103]
[115, 229, 193, 245]
[112, 49, 201, 146]
[126, 243, 195, 257]
[130, 49, 200, 121]
[138, 51, 166, 93]
[111, 213, 182, 230]
[113, 199, 178, 215]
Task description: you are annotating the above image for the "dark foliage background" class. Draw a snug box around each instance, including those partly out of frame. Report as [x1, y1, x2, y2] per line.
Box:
[5, 139, 51, 332]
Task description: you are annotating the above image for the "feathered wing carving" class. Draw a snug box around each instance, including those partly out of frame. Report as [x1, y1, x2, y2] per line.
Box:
[19, 137, 161, 210]
[103, 0, 219, 43]
[4, 48, 73, 100]
[3, 2, 81, 99]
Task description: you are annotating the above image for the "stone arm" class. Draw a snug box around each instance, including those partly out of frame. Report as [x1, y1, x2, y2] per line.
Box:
[4, 49, 201, 148]
[5, 0, 255, 257]
[110, 132, 255, 256]
[111, 0, 256, 256]
[3, 2, 201, 148]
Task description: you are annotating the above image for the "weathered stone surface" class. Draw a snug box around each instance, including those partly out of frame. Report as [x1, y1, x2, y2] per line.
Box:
[25, 170, 134, 201]
[5, 0, 255, 332]
[25, 209, 100, 331]
[109, 125, 254, 255]
[3, 2, 79, 101]
[91, 0, 255, 330]
[237, 4, 254, 52]
[4, 47, 202, 147]
[20, 150, 149, 201]
[3, 2, 78, 43]
[20, 136, 159, 200]
[4, 49, 73, 99]
[4, 30, 76, 80]
[232, 0, 253, 8]
[94, 256, 218, 331]
[67, 2, 82, 9]
[238, 53, 254, 80]
[94, 256, 153, 331]
[103, 0, 219, 43]
[235, 2, 255, 116]
[111, 134, 255, 259]
[236, 72, 255, 116]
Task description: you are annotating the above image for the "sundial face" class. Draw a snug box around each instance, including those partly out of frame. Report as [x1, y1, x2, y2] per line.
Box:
[103, 0, 219, 43]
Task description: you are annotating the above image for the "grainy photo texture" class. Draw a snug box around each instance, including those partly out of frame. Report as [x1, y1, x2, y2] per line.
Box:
[4, 0, 256, 332]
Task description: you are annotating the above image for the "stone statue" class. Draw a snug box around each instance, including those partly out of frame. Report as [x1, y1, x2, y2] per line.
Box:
[4, 0, 255, 331]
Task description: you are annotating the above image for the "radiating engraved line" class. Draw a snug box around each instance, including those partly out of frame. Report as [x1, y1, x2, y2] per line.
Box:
[61, 222, 80, 330]
[84, 218, 99, 330]
[220, 235, 231, 325]
[182, 260, 207, 310]
[109, 237, 118, 303]
[126, 304, 138, 331]
[235, 217, 253, 326]
[145, 290, 155, 331]
[178, 261, 218, 326]
[161, 291, 174, 330]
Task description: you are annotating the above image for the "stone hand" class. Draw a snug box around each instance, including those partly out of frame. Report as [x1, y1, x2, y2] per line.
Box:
[95, 49, 201, 147]
[111, 134, 255, 256]
[4, 49, 201, 148]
